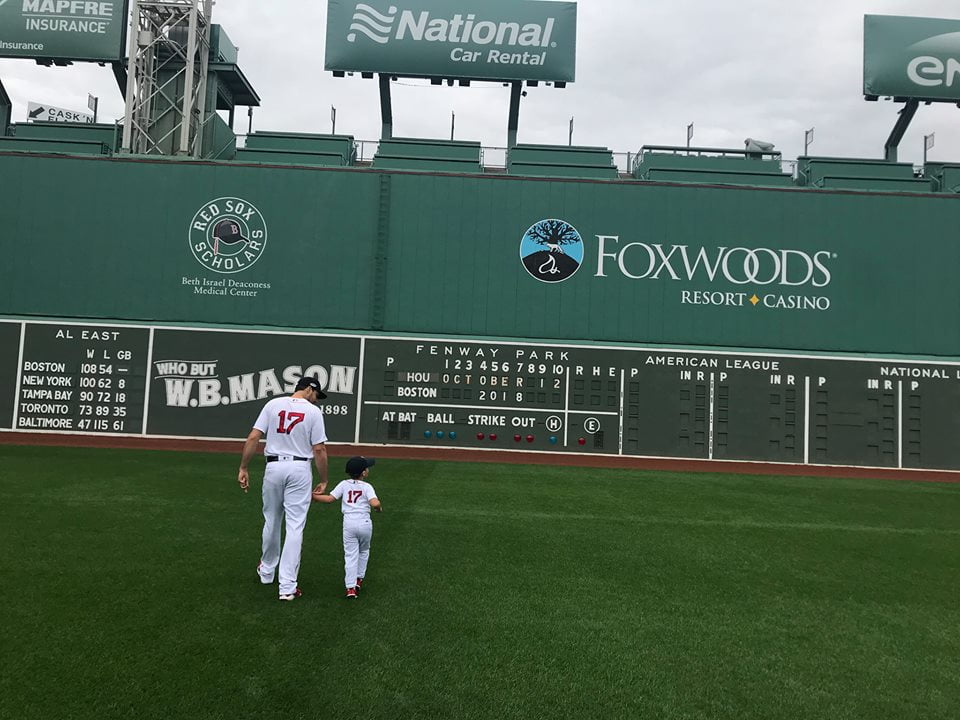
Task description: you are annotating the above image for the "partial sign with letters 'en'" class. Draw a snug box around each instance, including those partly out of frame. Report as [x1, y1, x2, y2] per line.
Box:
[0, 0, 128, 62]
[864, 14, 960, 101]
[325, 0, 577, 83]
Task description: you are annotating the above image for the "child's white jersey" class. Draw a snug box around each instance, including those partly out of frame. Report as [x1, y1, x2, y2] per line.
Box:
[330, 478, 378, 517]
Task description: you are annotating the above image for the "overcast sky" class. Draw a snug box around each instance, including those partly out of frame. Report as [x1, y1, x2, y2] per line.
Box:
[2, 0, 959, 166]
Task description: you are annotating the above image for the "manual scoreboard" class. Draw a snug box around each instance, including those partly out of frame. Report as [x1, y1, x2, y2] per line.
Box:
[2, 319, 959, 471]
[2, 322, 148, 434]
[358, 339, 960, 469]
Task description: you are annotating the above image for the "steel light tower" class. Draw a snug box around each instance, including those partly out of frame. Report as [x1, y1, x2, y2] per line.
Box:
[121, 0, 213, 156]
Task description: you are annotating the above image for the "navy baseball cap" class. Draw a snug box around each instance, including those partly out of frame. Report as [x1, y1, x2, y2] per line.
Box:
[295, 375, 328, 399]
[213, 219, 246, 245]
[346, 456, 375, 477]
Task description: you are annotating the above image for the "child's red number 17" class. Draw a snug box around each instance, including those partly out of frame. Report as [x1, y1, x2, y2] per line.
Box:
[347, 490, 364, 503]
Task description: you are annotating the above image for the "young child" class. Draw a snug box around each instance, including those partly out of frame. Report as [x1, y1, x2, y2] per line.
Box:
[312, 456, 382, 598]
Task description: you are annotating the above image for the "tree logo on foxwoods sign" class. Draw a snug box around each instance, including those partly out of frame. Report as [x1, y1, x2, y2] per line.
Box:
[188, 198, 268, 274]
[519, 218, 584, 283]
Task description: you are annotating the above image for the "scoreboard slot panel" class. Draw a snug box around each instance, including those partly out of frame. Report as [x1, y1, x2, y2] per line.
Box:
[714, 384, 728, 456]
[864, 396, 897, 461]
[529, 374, 564, 407]
[813, 389, 828, 461]
[385, 420, 412, 441]
[695, 384, 709, 454]
[624, 381, 641, 453]
[905, 395, 921, 466]
[628, 375, 711, 459]
[811, 379, 898, 468]
[900, 384, 960, 470]
[571, 378, 618, 410]
[0, 322, 23, 430]
[714, 376, 803, 463]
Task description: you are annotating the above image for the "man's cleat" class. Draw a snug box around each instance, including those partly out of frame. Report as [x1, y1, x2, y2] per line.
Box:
[257, 562, 275, 585]
[346, 587, 358, 599]
[356, 577, 363, 590]
[279, 587, 303, 601]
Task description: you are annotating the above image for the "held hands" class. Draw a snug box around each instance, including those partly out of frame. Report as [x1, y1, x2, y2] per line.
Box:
[311, 482, 328, 502]
[238, 468, 250, 493]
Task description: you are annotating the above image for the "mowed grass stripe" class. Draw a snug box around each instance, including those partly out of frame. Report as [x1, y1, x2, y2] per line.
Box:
[0, 445, 958, 720]
[404, 505, 960, 535]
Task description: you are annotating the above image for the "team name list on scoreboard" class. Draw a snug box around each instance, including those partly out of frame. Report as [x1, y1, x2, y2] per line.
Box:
[11, 324, 148, 433]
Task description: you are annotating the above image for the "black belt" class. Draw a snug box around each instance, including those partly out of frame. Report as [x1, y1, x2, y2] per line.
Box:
[265, 455, 310, 463]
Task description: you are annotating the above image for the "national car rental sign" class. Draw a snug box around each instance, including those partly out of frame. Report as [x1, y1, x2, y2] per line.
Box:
[325, 0, 577, 83]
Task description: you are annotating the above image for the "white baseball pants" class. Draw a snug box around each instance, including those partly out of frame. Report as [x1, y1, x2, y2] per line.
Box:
[259, 461, 312, 596]
[342, 516, 373, 589]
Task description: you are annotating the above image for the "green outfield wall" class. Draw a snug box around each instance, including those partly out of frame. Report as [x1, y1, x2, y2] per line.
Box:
[1, 152, 959, 356]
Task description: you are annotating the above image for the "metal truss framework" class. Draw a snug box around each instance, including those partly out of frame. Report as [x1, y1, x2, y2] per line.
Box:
[121, 0, 212, 156]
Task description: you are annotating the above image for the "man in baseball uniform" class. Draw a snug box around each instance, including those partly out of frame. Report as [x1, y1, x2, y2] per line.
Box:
[312, 456, 381, 599]
[238, 376, 329, 601]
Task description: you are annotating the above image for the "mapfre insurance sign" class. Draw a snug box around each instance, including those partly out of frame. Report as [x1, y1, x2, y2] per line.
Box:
[0, 0, 128, 62]
[864, 14, 960, 101]
[325, 0, 577, 82]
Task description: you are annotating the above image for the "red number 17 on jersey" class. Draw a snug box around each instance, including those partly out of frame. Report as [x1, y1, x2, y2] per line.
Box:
[347, 490, 364, 503]
[277, 411, 305, 434]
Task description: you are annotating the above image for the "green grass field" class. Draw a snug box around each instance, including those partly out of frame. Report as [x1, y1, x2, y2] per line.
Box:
[1, 445, 959, 720]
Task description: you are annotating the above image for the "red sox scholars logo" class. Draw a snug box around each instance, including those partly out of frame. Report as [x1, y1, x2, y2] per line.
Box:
[189, 197, 268, 274]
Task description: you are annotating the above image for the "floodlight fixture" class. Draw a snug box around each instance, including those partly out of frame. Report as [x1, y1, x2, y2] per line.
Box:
[333, 71, 345, 78]
[361, 72, 374, 79]
[527, 80, 539, 87]
[555, 82, 566, 89]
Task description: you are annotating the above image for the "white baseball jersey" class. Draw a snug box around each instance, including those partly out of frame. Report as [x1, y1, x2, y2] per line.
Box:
[330, 479, 378, 517]
[253, 396, 327, 457]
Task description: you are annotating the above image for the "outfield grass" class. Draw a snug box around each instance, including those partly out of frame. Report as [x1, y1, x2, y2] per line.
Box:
[1, 445, 959, 720]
